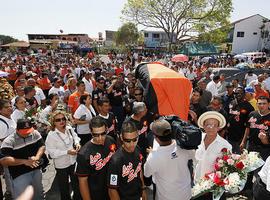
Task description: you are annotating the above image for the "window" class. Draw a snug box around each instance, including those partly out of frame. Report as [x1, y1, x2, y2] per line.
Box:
[153, 33, 160, 38]
[253, 32, 257, 35]
[144, 33, 148, 37]
[237, 32, 245, 37]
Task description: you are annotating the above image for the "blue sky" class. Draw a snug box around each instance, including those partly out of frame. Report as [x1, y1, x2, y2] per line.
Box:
[0, 0, 269, 40]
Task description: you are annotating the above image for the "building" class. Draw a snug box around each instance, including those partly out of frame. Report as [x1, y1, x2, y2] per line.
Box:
[1, 41, 30, 53]
[230, 14, 270, 54]
[27, 33, 92, 50]
[143, 30, 177, 49]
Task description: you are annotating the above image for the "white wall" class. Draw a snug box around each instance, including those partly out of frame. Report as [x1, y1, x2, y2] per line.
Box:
[232, 15, 265, 54]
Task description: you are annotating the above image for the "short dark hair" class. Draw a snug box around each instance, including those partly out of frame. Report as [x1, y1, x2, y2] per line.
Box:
[193, 87, 203, 96]
[80, 94, 91, 105]
[211, 96, 222, 104]
[257, 96, 270, 103]
[0, 99, 10, 110]
[213, 75, 220, 81]
[121, 121, 138, 136]
[77, 80, 85, 87]
[97, 97, 110, 107]
[24, 86, 34, 95]
[90, 116, 107, 130]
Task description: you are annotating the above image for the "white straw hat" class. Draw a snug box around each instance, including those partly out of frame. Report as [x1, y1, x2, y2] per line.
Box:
[197, 111, 226, 129]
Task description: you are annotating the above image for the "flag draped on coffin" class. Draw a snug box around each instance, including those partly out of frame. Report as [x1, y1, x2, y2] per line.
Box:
[135, 63, 192, 120]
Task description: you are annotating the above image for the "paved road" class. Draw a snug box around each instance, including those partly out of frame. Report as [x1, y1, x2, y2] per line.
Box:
[1, 159, 250, 200]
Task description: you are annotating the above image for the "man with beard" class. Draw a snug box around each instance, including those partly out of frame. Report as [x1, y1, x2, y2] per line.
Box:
[227, 87, 254, 153]
[76, 117, 116, 200]
[107, 121, 147, 200]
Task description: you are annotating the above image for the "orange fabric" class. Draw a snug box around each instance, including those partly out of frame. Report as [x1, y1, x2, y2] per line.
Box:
[255, 90, 269, 99]
[37, 78, 51, 90]
[68, 91, 87, 114]
[147, 64, 192, 120]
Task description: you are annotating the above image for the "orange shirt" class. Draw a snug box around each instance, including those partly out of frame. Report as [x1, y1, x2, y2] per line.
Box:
[37, 78, 52, 90]
[68, 91, 87, 114]
[255, 89, 269, 99]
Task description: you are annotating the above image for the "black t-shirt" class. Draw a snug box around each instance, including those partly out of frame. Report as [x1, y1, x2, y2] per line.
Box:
[247, 111, 270, 149]
[76, 136, 116, 200]
[190, 102, 207, 118]
[99, 113, 117, 139]
[108, 85, 126, 107]
[126, 117, 148, 157]
[227, 101, 254, 142]
[92, 88, 108, 102]
[107, 147, 143, 200]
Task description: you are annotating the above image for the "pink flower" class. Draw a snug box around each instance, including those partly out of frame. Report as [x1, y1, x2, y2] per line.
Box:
[223, 155, 229, 162]
[227, 159, 235, 165]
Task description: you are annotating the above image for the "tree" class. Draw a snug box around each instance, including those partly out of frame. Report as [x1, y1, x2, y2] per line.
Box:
[197, 24, 231, 44]
[114, 22, 139, 46]
[122, 0, 233, 51]
[0, 35, 18, 45]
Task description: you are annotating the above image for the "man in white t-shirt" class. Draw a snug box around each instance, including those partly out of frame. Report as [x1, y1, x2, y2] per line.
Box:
[48, 78, 65, 101]
[245, 71, 258, 85]
[206, 75, 220, 96]
[144, 119, 194, 200]
[82, 71, 94, 94]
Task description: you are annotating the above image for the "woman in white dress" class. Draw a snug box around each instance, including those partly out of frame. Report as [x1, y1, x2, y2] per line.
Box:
[45, 110, 81, 200]
[11, 96, 27, 123]
[73, 94, 96, 146]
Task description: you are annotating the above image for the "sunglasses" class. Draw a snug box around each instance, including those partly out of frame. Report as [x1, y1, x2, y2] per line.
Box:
[54, 117, 66, 122]
[92, 131, 107, 137]
[123, 137, 138, 143]
[134, 93, 143, 96]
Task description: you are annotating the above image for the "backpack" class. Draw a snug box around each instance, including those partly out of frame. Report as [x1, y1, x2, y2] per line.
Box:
[163, 115, 202, 150]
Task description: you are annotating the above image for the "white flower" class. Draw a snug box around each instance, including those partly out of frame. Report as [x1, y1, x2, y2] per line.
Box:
[224, 172, 241, 191]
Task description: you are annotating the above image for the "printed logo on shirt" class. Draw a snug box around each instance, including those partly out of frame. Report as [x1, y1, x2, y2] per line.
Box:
[171, 152, 178, 159]
[110, 174, 118, 186]
[122, 162, 142, 183]
[249, 117, 268, 130]
[89, 151, 114, 170]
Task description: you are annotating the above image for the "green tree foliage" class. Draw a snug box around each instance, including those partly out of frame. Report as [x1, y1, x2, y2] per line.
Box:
[122, 0, 232, 51]
[0, 35, 18, 45]
[197, 25, 231, 44]
[114, 22, 139, 46]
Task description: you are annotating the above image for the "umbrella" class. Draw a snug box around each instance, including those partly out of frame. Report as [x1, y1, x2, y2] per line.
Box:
[0, 71, 9, 77]
[235, 63, 252, 70]
[234, 54, 247, 60]
[171, 54, 189, 63]
[135, 63, 192, 120]
[201, 56, 216, 63]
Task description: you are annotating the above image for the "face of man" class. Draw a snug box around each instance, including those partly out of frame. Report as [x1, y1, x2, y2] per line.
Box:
[121, 131, 138, 153]
[134, 90, 143, 102]
[0, 102, 13, 118]
[257, 99, 270, 113]
[203, 118, 220, 136]
[198, 81, 206, 90]
[99, 102, 110, 114]
[234, 88, 244, 102]
[92, 125, 107, 145]
[78, 83, 86, 93]
[210, 99, 222, 111]
[191, 91, 201, 103]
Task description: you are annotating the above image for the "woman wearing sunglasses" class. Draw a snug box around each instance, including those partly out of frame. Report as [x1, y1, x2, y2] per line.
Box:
[107, 121, 147, 200]
[45, 111, 81, 200]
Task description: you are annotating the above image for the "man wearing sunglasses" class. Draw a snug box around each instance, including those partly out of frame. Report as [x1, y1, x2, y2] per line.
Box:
[76, 116, 116, 200]
[144, 119, 194, 200]
[107, 121, 147, 200]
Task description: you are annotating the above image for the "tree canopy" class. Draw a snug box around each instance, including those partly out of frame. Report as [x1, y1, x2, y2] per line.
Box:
[122, 0, 233, 50]
[0, 35, 18, 45]
[114, 22, 140, 46]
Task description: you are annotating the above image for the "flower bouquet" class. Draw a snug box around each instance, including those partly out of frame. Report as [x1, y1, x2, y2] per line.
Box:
[192, 148, 265, 200]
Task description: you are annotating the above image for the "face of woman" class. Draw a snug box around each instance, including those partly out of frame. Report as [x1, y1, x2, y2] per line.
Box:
[85, 96, 92, 105]
[54, 114, 67, 130]
[203, 118, 220, 136]
[16, 98, 26, 110]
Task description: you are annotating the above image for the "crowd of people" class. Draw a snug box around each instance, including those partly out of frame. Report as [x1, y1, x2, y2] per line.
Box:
[0, 50, 270, 200]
